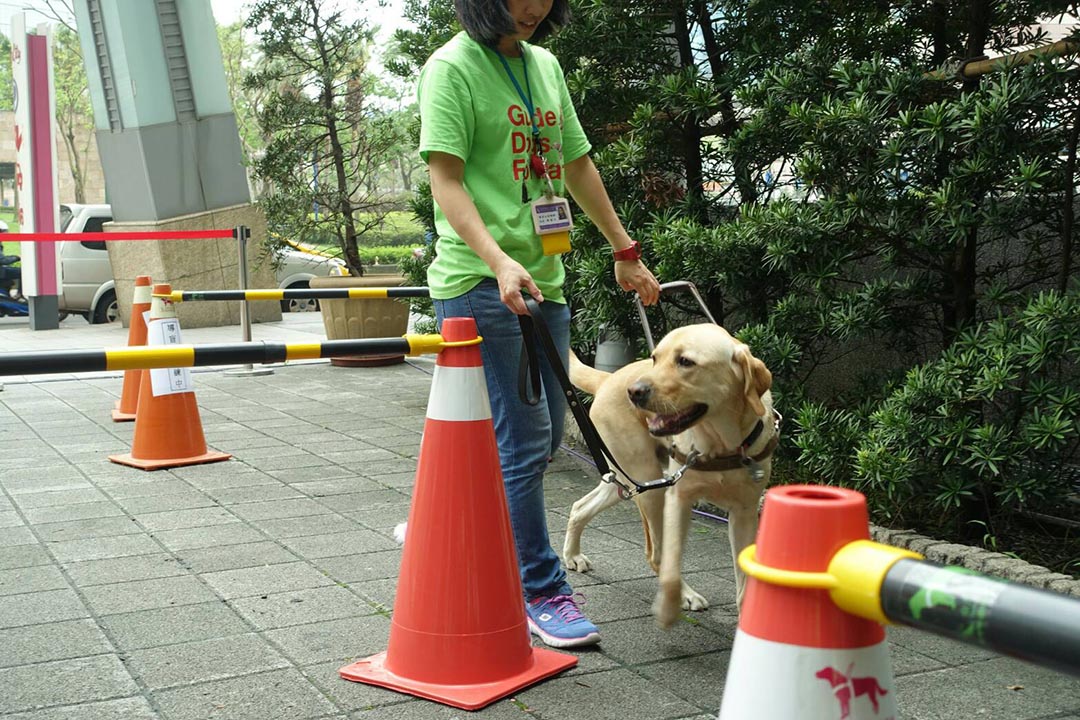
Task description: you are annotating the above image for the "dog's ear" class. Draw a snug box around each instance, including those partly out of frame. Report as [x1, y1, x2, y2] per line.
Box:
[735, 345, 772, 416]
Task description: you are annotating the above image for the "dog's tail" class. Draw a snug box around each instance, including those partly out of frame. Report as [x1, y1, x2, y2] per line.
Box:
[569, 351, 610, 395]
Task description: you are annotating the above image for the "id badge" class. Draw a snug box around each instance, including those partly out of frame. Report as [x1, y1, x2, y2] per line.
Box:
[531, 196, 573, 256]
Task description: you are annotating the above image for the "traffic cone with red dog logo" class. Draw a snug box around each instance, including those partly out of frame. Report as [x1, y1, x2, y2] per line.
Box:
[338, 317, 577, 710]
[112, 275, 153, 422]
[718, 486, 906, 719]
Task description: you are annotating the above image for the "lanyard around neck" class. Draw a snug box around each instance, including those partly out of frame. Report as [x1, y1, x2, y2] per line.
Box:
[494, 44, 540, 144]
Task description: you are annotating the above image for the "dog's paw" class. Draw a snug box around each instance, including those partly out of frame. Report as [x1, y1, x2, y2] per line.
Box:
[392, 522, 407, 545]
[652, 588, 682, 629]
[563, 553, 593, 573]
[681, 585, 709, 612]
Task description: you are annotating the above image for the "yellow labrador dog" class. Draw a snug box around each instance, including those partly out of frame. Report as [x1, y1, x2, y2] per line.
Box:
[563, 323, 777, 628]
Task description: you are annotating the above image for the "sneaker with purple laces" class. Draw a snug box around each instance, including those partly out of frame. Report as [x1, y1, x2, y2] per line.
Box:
[525, 593, 600, 648]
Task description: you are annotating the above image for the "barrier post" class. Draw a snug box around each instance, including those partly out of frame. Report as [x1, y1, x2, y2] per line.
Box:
[718, 486, 902, 719]
[225, 225, 273, 377]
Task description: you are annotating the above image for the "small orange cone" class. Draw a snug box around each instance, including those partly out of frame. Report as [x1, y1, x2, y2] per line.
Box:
[338, 317, 577, 710]
[108, 283, 231, 471]
[718, 486, 900, 719]
[112, 275, 153, 422]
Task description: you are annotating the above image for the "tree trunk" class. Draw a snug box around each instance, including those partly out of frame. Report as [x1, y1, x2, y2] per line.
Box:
[58, 119, 86, 204]
[327, 108, 362, 275]
[943, 0, 992, 345]
[695, 0, 756, 206]
[930, 0, 949, 67]
[671, 2, 706, 218]
[318, 43, 362, 274]
[1060, 98, 1080, 293]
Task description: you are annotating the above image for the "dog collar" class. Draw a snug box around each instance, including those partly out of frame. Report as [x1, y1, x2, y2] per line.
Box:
[668, 409, 782, 478]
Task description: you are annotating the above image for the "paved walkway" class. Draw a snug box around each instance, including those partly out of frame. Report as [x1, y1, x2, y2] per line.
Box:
[0, 314, 1077, 719]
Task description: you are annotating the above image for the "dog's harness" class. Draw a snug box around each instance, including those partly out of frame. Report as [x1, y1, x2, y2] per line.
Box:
[516, 297, 779, 498]
[667, 409, 783, 483]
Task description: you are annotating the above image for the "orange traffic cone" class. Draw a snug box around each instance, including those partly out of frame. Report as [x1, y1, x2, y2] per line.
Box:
[108, 283, 231, 471]
[112, 275, 153, 422]
[338, 317, 577, 710]
[718, 486, 900, 719]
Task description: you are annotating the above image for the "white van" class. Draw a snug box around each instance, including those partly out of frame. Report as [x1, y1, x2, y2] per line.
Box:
[58, 203, 346, 322]
[58, 203, 117, 323]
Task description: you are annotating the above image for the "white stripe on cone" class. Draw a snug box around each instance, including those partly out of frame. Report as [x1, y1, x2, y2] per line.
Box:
[133, 285, 152, 303]
[719, 631, 899, 720]
[426, 365, 491, 422]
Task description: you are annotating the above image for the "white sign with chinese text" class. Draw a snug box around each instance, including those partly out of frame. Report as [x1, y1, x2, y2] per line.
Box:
[147, 317, 194, 396]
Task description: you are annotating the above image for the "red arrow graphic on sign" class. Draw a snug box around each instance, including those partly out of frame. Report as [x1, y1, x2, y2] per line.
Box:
[14, 126, 22, 152]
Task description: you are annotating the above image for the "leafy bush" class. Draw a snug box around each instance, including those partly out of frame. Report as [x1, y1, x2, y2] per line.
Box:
[795, 290, 1080, 565]
[400, 180, 438, 330]
[389, 0, 1080, 573]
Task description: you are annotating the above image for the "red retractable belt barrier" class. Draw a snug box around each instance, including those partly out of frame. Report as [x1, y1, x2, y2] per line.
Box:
[8, 230, 236, 242]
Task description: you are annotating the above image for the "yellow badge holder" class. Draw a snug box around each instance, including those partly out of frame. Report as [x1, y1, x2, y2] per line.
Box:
[531, 195, 573, 256]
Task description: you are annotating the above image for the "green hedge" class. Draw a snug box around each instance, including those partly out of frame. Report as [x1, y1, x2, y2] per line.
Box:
[299, 211, 425, 248]
[356, 246, 419, 265]
[364, 212, 425, 247]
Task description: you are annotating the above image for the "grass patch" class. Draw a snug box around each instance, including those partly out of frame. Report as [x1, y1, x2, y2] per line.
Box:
[360, 211, 425, 247]
[300, 211, 425, 249]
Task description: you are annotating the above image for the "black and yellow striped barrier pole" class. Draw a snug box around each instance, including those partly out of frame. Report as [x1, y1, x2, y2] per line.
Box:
[0, 335, 476, 376]
[740, 540, 1080, 677]
[161, 287, 431, 303]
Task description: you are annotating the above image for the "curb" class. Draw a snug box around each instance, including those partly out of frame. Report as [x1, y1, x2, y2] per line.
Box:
[869, 525, 1080, 597]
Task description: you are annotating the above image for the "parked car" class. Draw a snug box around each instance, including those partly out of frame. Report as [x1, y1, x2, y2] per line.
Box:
[272, 236, 349, 313]
[57, 203, 346, 322]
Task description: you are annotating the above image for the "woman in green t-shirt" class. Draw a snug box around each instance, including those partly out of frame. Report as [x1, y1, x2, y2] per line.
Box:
[419, 0, 660, 648]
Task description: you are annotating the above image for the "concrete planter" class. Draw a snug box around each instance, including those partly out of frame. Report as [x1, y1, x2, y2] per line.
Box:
[595, 325, 638, 373]
[310, 273, 411, 366]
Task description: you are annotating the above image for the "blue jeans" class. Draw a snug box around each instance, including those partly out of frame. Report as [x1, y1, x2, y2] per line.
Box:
[435, 279, 573, 600]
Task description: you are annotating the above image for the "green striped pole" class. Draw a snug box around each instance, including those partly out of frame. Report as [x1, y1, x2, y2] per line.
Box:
[741, 538, 1080, 677]
[0, 335, 467, 376]
[879, 559, 1080, 677]
[165, 287, 430, 303]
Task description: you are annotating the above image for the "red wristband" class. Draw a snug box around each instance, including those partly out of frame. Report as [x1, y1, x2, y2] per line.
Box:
[613, 240, 641, 262]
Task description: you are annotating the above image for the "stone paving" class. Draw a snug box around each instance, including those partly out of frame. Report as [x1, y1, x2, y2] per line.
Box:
[0, 315, 1078, 719]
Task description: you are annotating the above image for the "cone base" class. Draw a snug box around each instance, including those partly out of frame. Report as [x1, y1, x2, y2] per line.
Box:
[338, 646, 577, 711]
[111, 401, 137, 422]
[108, 449, 231, 471]
[331, 354, 405, 368]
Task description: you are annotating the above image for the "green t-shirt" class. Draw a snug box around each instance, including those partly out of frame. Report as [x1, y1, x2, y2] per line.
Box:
[418, 32, 591, 303]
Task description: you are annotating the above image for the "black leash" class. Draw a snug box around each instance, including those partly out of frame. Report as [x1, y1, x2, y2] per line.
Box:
[516, 296, 699, 498]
